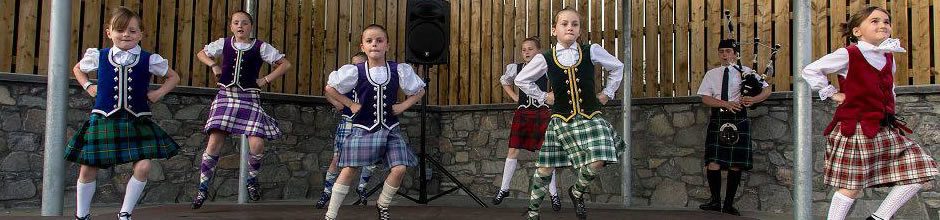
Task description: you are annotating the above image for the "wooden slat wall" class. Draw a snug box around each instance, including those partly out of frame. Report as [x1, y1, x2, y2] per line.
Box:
[8, 0, 939, 104]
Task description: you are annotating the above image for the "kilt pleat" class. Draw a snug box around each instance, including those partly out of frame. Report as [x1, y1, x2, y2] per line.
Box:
[203, 87, 281, 139]
[508, 108, 552, 151]
[333, 116, 354, 157]
[65, 111, 180, 168]
[704, 108, 753, 170]
[824, 122, 939, 189]
[337, 127, 416, 168]
[536, 115, 622, 168]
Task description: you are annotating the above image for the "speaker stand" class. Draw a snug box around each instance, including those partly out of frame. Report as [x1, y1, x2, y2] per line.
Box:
[358, 64, 487, 208]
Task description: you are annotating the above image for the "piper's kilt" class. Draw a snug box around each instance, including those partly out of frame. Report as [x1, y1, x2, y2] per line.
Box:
[337, 127, 417, 168]
[824, 122, 939, 189]
[536, 115, 623, 168]
[203, 87, 281, 140]
[508, 108, 552, 151]
[65, 111, 180, 168]
[704, 108, 753, 170]
[333, 116, 354, 157]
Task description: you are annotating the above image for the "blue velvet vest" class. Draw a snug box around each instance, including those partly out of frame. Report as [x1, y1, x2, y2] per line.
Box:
[350, 62, 400, 131]
[218, 37, 264, 91]
[92, 48, 153, 117]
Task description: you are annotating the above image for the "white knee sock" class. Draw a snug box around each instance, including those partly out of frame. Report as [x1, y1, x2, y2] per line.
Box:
[548, 169, 558, 196]
[377, 183, 399, 208]
[76, 181, 96, 217]
[827, 192, 856, 220]
[872, 184, 922, 220]
[326, 183, 349, 219]
[499, 159, 517, 191]
[120, 176, 147, 216]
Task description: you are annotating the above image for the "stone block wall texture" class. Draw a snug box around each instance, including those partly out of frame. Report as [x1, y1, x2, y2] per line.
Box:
[2, 74, 940, 219]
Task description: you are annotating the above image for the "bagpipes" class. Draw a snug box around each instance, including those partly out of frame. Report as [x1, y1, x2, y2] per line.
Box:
[723, 10, 782, 97]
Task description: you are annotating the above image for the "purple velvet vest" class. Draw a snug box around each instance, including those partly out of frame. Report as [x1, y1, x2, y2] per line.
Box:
[351, 62, 400, 131]
[218, 37, 265, 91]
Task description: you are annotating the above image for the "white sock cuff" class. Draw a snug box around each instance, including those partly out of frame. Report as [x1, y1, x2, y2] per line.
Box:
[833, 192, 855, 202]
[333, 183, 350, 193]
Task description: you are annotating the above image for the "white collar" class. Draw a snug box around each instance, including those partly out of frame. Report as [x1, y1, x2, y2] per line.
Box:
[110, 45, 141, 55]
[857, 38, 906, 53]
[554, 42, 580, 51]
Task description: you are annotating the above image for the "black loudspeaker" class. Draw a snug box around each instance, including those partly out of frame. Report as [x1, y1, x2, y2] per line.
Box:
[405, 0, 450, 65]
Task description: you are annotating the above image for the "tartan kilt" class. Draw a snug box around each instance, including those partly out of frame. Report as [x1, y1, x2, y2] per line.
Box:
[204, 87, 281, 140]
[824, 122, 939, 189]
[337, 127, 417, 168]
[65, 111, 180, 168]
[333, 116, 354, 157]
[536, 115, 623, 168]
[704, 108, 753, 170]
[508, 108, 552, 151]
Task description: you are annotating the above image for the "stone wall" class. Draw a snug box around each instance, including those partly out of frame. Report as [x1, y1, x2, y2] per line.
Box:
[0, 73, 428, 209]
[431, 86, 940, 219]
[2, 73, 940, 219]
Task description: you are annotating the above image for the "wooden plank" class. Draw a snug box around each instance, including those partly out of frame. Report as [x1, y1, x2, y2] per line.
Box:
[579, 0, 589, 39]
[351, 0, 364, 60]
[460, 0, 471, 104]
[324, 0, 338, 85]
[811, 0, 827, 86]
[385, 0, 397, 60]
[935, 0, 940, 83]
[299, 0, 314, 95]
[364, 0, 375, 24]
[492, 0, 504, 103]
[69, 0, 81, 71]
[604, 0, 616, 53]
[849, 0, 862, 14]
[911, 0, 928, 84]
[398, 0, 407, 61]
[828, 0, 845, 89]
[16, 0, 39, 74]
[773, 0, 790, 91]
[448, 0, 460, 105]
[756, 0, 771, 90]
[659, 0, 673, 96]
[706, 0, 720, 69]
[481, 0, 492, 103]
[540, 0, 550, 47]
[891, 0, 909, 85]
[157, 0, 175, 75]
[191, 0, 209, 87]
[0, 0, 16, 72]
[631, 0, 644, 96]
[284, 0, 300, 94]
[516, 0, 526, 61]
[125, 0, 140, 12]
[504, 0, 516, 102]
[206, 0, 224, 87]
[739, 0, 754, 74]
[722, 0, 737, 39]
[471, 0, 481, 104]
[644, 0, 658, 97]
[312, 0, 325, 96]
[38, 0, 51, 75]
[591, 0, 601, 45]
[529, 0, 538, 46]
[257, 0, 272, 86]
[175, 0, 194, 86]
[269, 0, 286, 92]
[141, 0, 158, 54]
[375, 0, 385, 26]
[690, 0, 705, 94]
[675, 0, 691, 96]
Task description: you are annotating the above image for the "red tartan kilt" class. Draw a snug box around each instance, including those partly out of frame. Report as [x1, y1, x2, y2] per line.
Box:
[824, 122, 939, 189]
[508, 108, 552, 151]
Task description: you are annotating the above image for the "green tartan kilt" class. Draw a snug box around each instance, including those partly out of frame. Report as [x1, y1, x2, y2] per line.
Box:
[536, 115, 624, 168]
[65, 111, 180, 168]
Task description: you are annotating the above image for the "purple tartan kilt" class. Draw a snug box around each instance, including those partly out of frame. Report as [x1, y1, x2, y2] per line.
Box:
[203, 87, 281, 139]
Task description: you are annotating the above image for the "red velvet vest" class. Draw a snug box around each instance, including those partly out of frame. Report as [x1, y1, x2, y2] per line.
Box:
[824, 45, 896, 138]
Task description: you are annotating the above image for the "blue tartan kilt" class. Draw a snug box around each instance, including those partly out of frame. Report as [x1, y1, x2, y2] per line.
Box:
[65, 111, 180, 168]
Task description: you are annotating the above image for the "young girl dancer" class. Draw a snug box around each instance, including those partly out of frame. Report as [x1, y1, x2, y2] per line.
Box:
[191, 11, 291, 209]
[516, 7, 624, 220]
[66, 7, 181, 220]
[801, 6, 938, 220]
[323, 24, 426, 220]
[492, 36, 561, 211]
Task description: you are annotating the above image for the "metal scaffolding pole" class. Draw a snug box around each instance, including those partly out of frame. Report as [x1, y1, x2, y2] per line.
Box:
[620, 0, 633, 208]
[237, 0, 258, 205]
[41, 0, 72, 216]
[792, 0, 813, 219]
